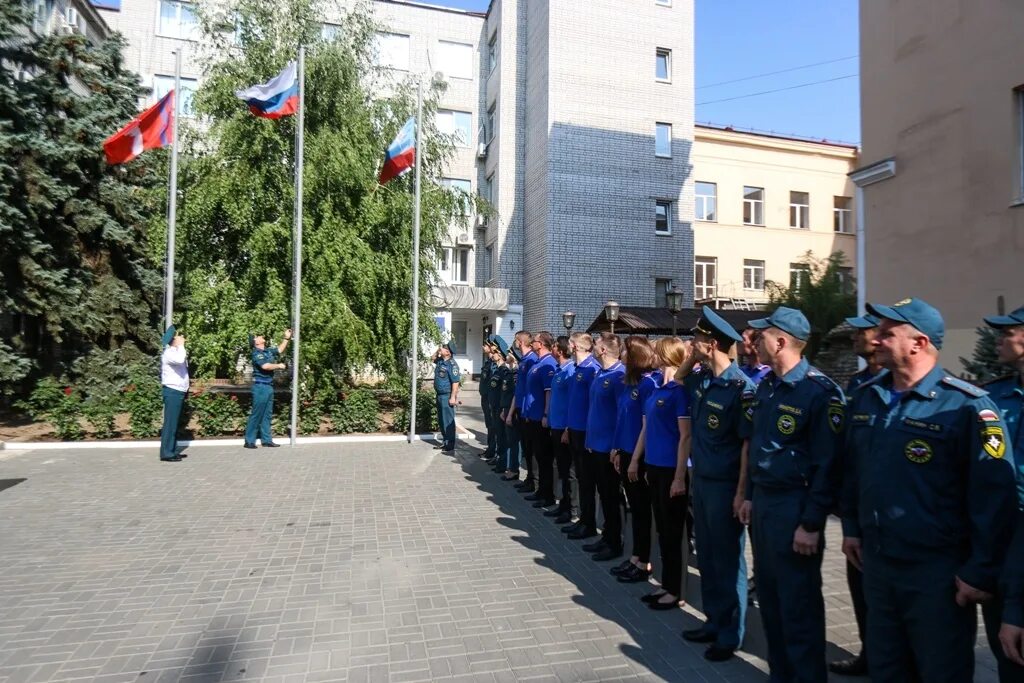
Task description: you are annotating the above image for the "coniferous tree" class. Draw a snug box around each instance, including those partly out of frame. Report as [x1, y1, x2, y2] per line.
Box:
[959, 326, 1004, 382]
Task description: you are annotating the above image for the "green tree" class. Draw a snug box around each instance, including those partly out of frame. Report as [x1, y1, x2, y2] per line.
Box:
[766, 251, 856, 362]
[959, 326, 1004, 382]
[176, 0, 465, 381]
[0, 5, 166, 397]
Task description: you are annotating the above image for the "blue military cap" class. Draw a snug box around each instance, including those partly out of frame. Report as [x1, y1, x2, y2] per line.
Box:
[161, 325, 176, 346]
[748, 306, 811, 341]
[493, 336, 510, 355]
[445, 340, 458, 355]
[845, 313, 880, 329]
[692, 305, 743, 344]
[984, 305, 1024, 329]
[867, 297, 945, 349]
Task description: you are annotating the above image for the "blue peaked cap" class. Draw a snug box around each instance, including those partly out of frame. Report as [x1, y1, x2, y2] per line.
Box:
[984, 306, 1024, 329]
[845, 314, 880, 329]
[867, 297, 945, 350]
[748, 306, 811, 341]
[691, 305, 743, 344]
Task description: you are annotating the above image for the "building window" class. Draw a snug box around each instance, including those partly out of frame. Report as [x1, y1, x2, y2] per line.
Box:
[437, 40, 473, 80]
[743, 259, 765, 291]
[452, 320, 468, 354]
[655, 278, 673, 308]
[694, 257, 717, 301]
[483, 246, 493, 282]
[321, 23, 340, 42]
[695, 181, 716, 221]
[655, 200, 671, 235]
[482, 173, 494, 204]
[153, 75, 198, 117]
[486, 103, 496, 142]
[442, 178, 473, 216]
[743, 186, 764, 225]
[656, 48, 671, 82]
[834, 196, 853, 233]
[655, 122, 672, 157]
[32, 0, 53, 33]
[488, 33, 498, 74]
[374, 32, 409, 71]
[837, 266, 854, 294]
[436, 109, 472, 147]
[789, 263, 811, 292]
[454, 247, 471, 283]
[439, 247, 451, 272]
[789, 191, 810, 229]
[157, 0, 197, 40]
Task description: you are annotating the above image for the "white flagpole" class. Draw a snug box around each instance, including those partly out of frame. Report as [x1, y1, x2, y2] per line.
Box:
[164, 48, 182, 329]
[289, 46, 306, 447]
[408, 79, 424, 443]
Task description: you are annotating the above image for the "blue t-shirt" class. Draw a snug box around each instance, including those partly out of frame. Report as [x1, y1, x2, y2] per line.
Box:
[642, 379, 691, 468]
[612, 371, 660, 453]
[548, 359, 576, 430]
[524, 354, 558, 421]
[584, 361, 625, 453]
[741, 363, 772, 385]
[567, 355, 601, 431]
[514, 350, 538, 411]
[252, 348, 279, 384]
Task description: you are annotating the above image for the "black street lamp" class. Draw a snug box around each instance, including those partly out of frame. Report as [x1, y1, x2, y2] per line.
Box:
[562, 310, 576, 333]
[604, 300, 620, 335]
[666, 287, 684, 336]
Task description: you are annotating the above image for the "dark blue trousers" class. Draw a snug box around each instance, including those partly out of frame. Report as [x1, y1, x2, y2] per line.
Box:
[244, 383, 274, 445]
[983, 595, 1024, 683]
[160, 386, 186, 460]
[504, 416, 521, 472]
[751, 487, 826, 683]
[693, 477, 748, 650]
[481, 394, 493, 454]
[436, 392, 456, 447]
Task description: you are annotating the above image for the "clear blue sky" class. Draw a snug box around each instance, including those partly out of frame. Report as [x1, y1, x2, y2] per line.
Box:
[427, 0, 861, 144]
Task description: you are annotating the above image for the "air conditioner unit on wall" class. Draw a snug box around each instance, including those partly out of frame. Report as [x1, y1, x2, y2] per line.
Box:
[474, 214, 487, 229]
[476, 142, 488, 159]
[64, 7, 81, 32]
[456, 232, 473, 245]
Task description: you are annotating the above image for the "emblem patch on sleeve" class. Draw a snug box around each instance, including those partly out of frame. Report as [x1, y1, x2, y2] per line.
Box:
[978, 409, 1000, 423]
[828, 405, 844, 433]
[777, 413, 796, 435]
[983, 426, 1006, 459]
[905, 439, 933, 464]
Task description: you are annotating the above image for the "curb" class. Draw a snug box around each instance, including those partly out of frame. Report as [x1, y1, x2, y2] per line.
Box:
[0, 432, 473, 452]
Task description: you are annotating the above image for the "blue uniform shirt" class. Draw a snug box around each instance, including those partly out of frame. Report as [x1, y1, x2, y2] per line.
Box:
[642, 379, 691, 468]
[251, 347, 279, 384]
[984, 373, 1024, 474]
[584, 361, 625, 452]
[612, 371, 660, 453]
[747, 358, 845, 529]
[487, 364, 507, 412]
[514, 350, 538, 412]
[524, 354, 557, 421]
[841, 366, 1017, 593]
[689, 362, 756, 482]
[479, 359, 494, 397]
[567, 355, 601, 432]
[433, 357, 461, 394]
[548, 359, 576, 430]
[741, 362, 772, 385]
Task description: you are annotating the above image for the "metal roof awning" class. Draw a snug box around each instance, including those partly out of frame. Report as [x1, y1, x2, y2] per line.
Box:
[430, 285, 509, 311]
[585, 306, 761, 337]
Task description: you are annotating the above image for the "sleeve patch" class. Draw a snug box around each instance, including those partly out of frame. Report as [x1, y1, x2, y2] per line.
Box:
[983, 425, 1006, 459]
[828, 405, 845, 433]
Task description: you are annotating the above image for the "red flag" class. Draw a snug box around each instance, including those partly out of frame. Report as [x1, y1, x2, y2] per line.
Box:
[103, 92, 175, 165]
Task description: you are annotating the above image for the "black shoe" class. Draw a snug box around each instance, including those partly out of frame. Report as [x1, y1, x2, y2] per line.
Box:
[592, 547, 622, 562]
[514, 480, 534, 491]
[244, 443, 257, 449]
[543, 507, 563, 517]
[263, 442, 280, 448]
[441, 446, 454, 453]
[532, 500, 555, 509]
[561, 521, 582, 534]
[554, 512, 572, 524]
[641, 591, 667, 604]
[610, 560, 633, 576]
[682, 629, 716, 644]
[829, 655, 868, 677]
[160, 456, 182, 462]
[582, 539, 608, 553]
[433, 443, 445, 450]
[616, 564, 650, 583]
[704, 646, 735, 663]
[648, 598, 680, 611]
[524, 493, 544, 502]
[177, 453, 187, 458]
[567, 527, 597, 540]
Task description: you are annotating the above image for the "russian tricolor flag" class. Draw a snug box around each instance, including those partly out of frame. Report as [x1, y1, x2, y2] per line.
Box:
[379, 117, 416, 185]
[235, 61, 299, 119]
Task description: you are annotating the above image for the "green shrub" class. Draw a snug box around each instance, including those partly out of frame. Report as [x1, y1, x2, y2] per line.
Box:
[331, 388, 380, 433]
[16, 378, 86, 441]
[191, 391, 244, 437]
[391, 389, 435, 433]
[82, 397, 118, 439]
[123, 368, 163, 439]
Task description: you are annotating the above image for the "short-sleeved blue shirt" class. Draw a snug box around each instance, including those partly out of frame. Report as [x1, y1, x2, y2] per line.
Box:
[642, 379, 691, 468]
[524, 354, 558, 421]
[548, 359, 576, 430]
[514, 350, 538, 411]
[433, 357, 461, 394]
[252, 348, 279, 384]
[688, 362, 755, 482]
[612, 372, 660, 454]
[741, 363, 772, 385]
[584, 361, 625, 453]
[567, 355, 601, 432]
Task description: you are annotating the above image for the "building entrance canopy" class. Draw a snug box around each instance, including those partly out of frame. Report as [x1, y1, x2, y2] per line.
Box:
[430, 285, 509, 311]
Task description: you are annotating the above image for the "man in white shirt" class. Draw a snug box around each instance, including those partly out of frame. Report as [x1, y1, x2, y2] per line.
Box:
[160, 325, 189, 462]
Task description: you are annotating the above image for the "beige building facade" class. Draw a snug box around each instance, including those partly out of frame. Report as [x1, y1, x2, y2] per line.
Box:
[857, 0, 1024, 366]
[691, 124, 858, 308]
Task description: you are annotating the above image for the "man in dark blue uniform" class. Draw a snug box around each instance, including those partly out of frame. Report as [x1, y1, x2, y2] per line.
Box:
[432, 341, 461, 453]
[841, 298, 1017, 683]
[830, 312, 883, 677]
[509, 331, 538, 490]
[681, 307, 754, 663]
[738, 306, 844, 683]
[487, 337, 510, 472]
[244, 329, 291, 449]
[479, 336, 496, 460]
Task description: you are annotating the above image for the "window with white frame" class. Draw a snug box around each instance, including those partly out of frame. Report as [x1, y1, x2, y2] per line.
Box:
[694, 257, 717, 300]
[789, 263, 811, 292]
[743, 186, 764, 225]
[790, 191, 810, 229]
[437, 40, 473, 80]
[655, 278, 673, 308]
[439, 247, 452, 272]
[655, 122, 672, 157]
[488, 33, 498, 74]
[656, 48, 671, 82]
[695, 181, 717, 221]
[834, 196, 853, 233]
[454, 247, 471, 283]
[436, 109, 472, 147]
[482, 173, 494, 204]
[442, 178, 473, 216]
[32, 0, 53, 33]
[157, 0, 197, 40]
[743, 259, 765, 291]
[374, 32, 409, 71]
[655, 200, 672, 234]
[153, 75, 198, 117]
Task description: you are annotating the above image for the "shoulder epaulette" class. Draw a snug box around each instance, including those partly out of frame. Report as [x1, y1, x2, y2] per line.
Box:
[807, 368, 842, 393]
[941, 375, 987, 397]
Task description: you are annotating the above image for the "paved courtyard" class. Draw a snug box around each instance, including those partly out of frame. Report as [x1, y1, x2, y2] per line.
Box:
[0, 390, 1001, 682]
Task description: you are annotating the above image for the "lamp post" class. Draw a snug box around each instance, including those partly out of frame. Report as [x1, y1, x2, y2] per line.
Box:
[604, 300, 620, 335]
[562, 310, 576, 334]
[666, 287, 684, 336]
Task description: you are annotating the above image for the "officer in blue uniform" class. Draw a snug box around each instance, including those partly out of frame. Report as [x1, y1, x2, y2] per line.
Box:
[432, 341, 461, 452]
[244, 329, 291, 448]
[479, 336, 496, 460]
[840, 298, 1017, 683]
[738, 306, 844, 683]
[501, 344, 522, 480]
[511, 332, 538, 490]
[488, 337, 512, 473]
[979, 305, 1024, 682]
[830, 313, 883, 677]
[681, 307, 754, 662]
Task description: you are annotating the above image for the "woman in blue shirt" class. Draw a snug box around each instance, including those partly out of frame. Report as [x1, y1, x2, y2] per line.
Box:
[633, 336, 692, 610]
[610, 336, 660, 583]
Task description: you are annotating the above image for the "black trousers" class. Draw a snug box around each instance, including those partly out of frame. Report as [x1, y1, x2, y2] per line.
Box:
[618, 451, 651, 563]
[481, 393, 492, 453]
[649, 464, 688, 597]
[594, 451, 623, 550]
[518, 413, 535, 482]
[572, 430, 597, 531]
[552, 428, 575, 514]
[532, 420, 555, 503]
[847, 560, 868, 660]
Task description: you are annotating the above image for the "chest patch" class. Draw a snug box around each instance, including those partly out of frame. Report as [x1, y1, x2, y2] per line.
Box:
[630, 389, 640, 400]
[777, 413, 797, 435]
[438, 369, 447, 377]
[490, 379, 498, 388]
[905, 439, 933, 464]
[656, 398, 666, 408]
[778, 404, 803, 416]
[576, 374, 584, 382]
[706, 400, 725, 410]
[707, 413, 720, 430]
[602, 379, 611, 388]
